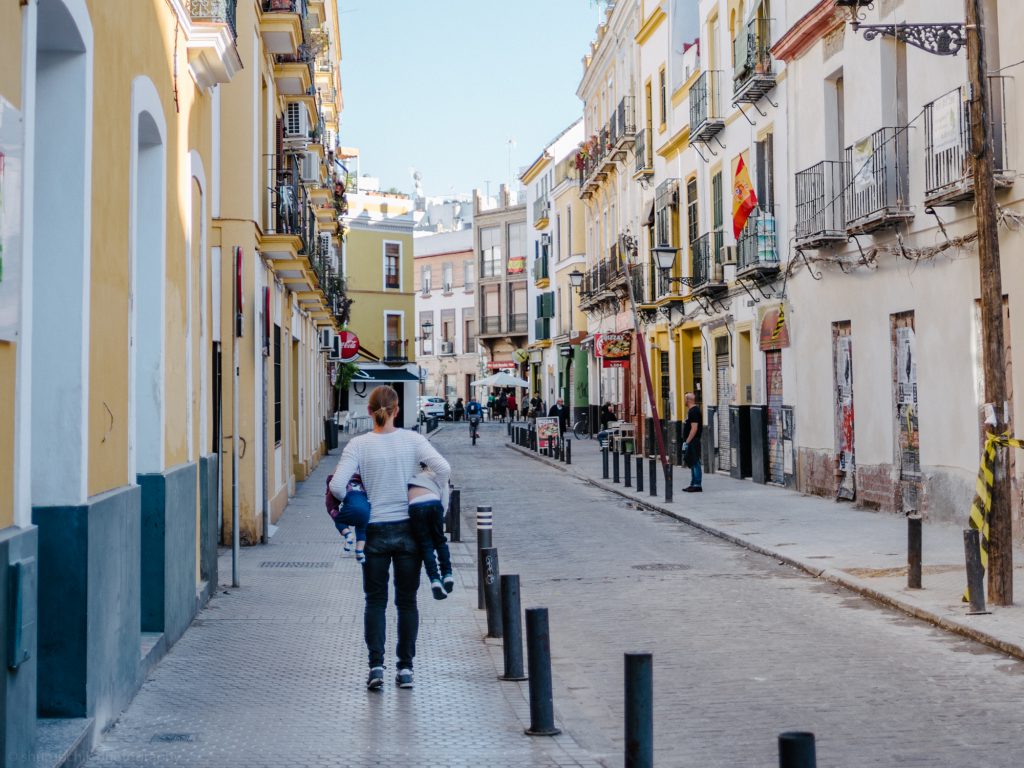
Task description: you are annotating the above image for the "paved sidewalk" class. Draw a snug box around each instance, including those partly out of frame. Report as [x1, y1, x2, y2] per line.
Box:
[83, 439, 601, 768]
[509, 432, 1024, 661]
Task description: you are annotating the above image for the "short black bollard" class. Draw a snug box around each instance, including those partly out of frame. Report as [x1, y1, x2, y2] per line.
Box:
[613, 449, 621, 483]
[482, 547, 502, 638]
[778, 731, 816, 768]
[648, 458, 657, 497]
[524, 608, 561, 736]
[624, 451, 632, 487]
[565, 439, 572, 465]
[507, 421, 512, 437]
[500, 575, 527, 681]
[447, 488, 462, 543]
[636, 456, 644, 493]
[477, 506, 493, 610]
[908, 514, 922, 589]
[602, 447, 609, 479]
[964, 528, 989, 614]
[624, 653, 653, 768]
[664, 463, 673, 504]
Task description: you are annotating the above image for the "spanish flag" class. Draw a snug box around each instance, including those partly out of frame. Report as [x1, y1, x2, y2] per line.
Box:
[732, 155, 758, 239]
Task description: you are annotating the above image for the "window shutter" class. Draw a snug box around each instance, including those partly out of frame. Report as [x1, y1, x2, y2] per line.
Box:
[536, 294, 543, 318]
[765, 133, 775, 210]
[755, 141, 767, 210]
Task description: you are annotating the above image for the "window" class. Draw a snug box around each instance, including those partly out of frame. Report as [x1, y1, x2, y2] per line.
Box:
[755, 133, 775, 211]
[285, 101, 304, 137]
[419, 310, 433, 355]
[463, 309, 476, 354]
[384, 242, 401, 289]
[686, 177, 700, 246]
[645, 79, 654, 145]
[567, 207, 573, 255]
[464, 259, 475, 289]
[555, 214, 561, 262]
[273, 324, 282, 443]
[441, 309, 455, 344]
[712, 171, 724, 249]
[507, 222, 526, 274]
[481, 226, 501, 277]
[482, 285, 500, 333]
[442, 262, 453, 291]
[510, 284, 528, 331]
[420, 264, 432, 294]
[659, 67, 667, 127]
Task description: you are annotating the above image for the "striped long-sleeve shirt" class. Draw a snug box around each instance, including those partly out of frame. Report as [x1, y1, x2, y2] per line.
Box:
[328, 430, 451, 524]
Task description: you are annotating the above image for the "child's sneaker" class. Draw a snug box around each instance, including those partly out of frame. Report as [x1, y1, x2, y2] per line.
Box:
[430, 579, 447, 600]
[442, 573, 455, 593]
[355, 549, 366, 564]
[342, 529, 354, 552]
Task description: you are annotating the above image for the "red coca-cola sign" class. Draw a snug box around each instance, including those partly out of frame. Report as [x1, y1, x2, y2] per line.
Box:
[338, 330, 359, 362]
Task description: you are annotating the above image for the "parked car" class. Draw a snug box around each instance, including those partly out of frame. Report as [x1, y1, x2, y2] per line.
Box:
[417, 396, 446, 420]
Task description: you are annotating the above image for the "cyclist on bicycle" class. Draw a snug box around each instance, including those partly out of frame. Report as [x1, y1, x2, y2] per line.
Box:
[466, 396, 483, 439]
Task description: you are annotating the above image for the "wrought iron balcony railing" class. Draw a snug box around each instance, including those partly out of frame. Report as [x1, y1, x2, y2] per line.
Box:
[190, 0, 238, 39]
[383, 339, 408, 363]
[534, 253, 549, 283]
[533, 196, 550, 226]
[844, 126, 914, 234]
[690, 71, 725, 143]
[690, 232, 726, 291]
[733, 17, 775, 104]
[262, 0, 306, 16]
[795, 160, 846, 248]
[508, 313, 529, 333]
[481, 316, 502, 335]
[737, 207, 780, 275]
[634, 128, 653, 176]
[616, 96, 637, 142]
[924, 75, 1013, 206]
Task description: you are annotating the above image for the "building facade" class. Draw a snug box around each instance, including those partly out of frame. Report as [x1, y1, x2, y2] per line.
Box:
[414, 228, 480, 406]
[0, 0, 346, 759]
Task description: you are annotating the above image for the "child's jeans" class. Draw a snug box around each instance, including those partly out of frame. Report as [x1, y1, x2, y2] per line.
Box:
[332, 490, 369, 542]
[408, 500, 452, 582]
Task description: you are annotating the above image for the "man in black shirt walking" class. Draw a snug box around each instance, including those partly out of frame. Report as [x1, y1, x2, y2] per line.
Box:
[681, 392, 703, 492]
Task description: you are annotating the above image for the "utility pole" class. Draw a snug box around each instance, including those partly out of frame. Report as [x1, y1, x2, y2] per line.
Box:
[966, 0, 1011, 605]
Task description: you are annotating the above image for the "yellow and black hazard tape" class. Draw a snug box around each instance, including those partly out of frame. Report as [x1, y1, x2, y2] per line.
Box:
[963, 432, 1024, 602]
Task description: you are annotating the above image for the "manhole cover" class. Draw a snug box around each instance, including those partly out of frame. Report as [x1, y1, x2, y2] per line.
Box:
[150, 733, 197, 743]
[631, 563, 691, 572]
[259, 561, 333, 569]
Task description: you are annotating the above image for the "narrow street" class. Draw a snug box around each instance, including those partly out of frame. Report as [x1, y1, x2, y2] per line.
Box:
[83, 423, 1024, 767]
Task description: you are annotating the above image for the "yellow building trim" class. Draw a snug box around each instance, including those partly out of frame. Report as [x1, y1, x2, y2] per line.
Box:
[535, 277, 550, 290]
[635, 5, 667, 45]
[656, 125, 690, 159]
[259, 233, 302, 260]
[671, 67, 702, 108]
[520, 154, 552, 185]
[534, 339, 553, 349]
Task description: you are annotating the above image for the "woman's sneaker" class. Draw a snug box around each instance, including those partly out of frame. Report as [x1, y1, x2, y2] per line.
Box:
[395, 669, 414, 688]
[442, 573, 455, 593]
[366, 666, 384, 691]
[430, 579, 447, 600]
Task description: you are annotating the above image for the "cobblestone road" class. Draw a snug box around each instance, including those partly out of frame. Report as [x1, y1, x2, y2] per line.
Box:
[445, 422, 1024, 768]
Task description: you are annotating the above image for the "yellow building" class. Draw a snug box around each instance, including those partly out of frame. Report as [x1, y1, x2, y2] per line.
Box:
[340, 176, 420, 428]
[0, 0, 346, 758]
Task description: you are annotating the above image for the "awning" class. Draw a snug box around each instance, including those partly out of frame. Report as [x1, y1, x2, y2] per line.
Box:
[644, 199, 656, 227]
[353, 368, 420, 382]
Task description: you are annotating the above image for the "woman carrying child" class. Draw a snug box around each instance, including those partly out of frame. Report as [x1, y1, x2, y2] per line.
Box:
[329, 385, 451, 691]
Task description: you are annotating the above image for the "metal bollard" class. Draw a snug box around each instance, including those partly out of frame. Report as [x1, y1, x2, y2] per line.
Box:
[565, 439, 572, 465]
[500, 575, 527, 680]
[482, 547, 502, 638]
[524, 608, 561, 736]
[648, 458, 657, 497]
[664, 463, 673, 504]
[964, 528, 989, 614]
[908, 514, 922, 589]
[624, 451, 632, 487]
[447, 488, 462, 543]
[624, 653, 653, 768]
[778, 732, 816, 768]
[477, 506, 493, 610]
[508, 421, 512, 437]
[602, 447, 609, 479]
[636, 456, 644, 493]
[613, 449, 620, 483]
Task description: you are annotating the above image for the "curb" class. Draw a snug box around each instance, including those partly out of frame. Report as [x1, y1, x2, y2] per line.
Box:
[507, 441, 1024, 664]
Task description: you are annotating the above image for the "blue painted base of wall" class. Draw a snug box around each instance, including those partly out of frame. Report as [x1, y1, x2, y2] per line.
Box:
[0, 525, 38, 766]
[33, 484, 141, 733]
[139, 463, 197, 648]
[198, 454, 219, 594]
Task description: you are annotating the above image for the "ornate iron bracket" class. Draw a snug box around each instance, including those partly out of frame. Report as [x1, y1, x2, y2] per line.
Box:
[851, 22, 967, 56]
[795, 248, 823, 281]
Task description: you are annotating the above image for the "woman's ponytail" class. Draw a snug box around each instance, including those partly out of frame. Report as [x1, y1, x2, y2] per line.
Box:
[368, 385, 400, 427]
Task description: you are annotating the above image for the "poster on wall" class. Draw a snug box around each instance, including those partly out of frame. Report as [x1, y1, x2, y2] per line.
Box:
[0, 97, 24, 342]
[596, 331, 631, 369]
[851, 136, 876, 194]
[535, 416, 560, 448]
[931, 90, 962, 155]
[758, 303, 790, 350]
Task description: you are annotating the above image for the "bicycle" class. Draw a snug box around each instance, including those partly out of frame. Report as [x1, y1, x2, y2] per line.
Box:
[469, 415, 481, 445]
[572, 413, 592, 440]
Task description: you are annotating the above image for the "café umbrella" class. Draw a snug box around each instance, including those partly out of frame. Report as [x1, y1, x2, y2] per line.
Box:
[472, 371, 530, 388]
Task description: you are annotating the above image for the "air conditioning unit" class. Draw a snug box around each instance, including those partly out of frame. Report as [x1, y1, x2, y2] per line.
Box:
[328, 335, 342, 361]
[720, 245, 737, 265]
[300, 151, 318, 183]
[440, 341, 455, 355]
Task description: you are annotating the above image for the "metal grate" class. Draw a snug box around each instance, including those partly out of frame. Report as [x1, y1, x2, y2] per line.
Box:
[258, 561, 333, 569]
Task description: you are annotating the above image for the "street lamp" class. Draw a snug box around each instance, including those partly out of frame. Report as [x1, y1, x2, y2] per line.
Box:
[421, 319, 433, 338]
[652, 245, 677, 271]
[568, 268, 584, 290]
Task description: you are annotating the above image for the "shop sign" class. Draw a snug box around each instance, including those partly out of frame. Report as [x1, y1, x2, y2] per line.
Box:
[536, 417, 560, 449]
[758, 303, 790, 350]
[596, 331, 631, 368]
[338, 330, 360, 362]
[559, 346, 573, 357]
[487, 360, 515, 370]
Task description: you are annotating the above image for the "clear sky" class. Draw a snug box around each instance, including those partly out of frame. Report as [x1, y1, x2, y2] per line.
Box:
[338, 0, 603, 198]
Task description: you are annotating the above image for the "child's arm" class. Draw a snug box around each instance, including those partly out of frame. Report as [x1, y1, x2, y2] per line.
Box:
[328, 443, 360, 501]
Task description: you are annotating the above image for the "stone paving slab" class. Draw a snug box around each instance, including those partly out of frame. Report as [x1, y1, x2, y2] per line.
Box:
[82, 438, 603, 768]
[509, 433, 1024, 663]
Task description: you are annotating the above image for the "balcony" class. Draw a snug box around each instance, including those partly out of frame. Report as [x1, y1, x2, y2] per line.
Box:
[736, 207, 780, 278]
[481, 316, 502, 335]
[188, 0, 242, 87]
[534, 252, 549, 285]
[535, 317, 551, 341]
[690, 71, 725, 144]
[690, 232, 727, 295]
[383, 339, 408, 363]
[844, 126, 914, 234]
[614, 96, 637, 150]
[263, 163, 312, 259]
[795, 161, 846, 249]
[533, 197, 551, 228]
[924, 76, 1013, 206]
[634, 128, 653, 179]
[259, 0, 305, 56]
[508, 313, 529, 334]
[274, 59, 313, 96]
[733, 17, 776, 105]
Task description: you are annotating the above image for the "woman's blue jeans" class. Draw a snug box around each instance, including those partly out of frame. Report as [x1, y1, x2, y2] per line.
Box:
[362, 520, 420, 670]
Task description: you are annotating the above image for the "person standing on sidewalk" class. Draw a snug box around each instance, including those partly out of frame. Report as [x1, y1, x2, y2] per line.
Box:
[681, 392, 703, 493]
[329, 385, 451, 691]
[548, 398, 569, 435]
[507, 391, 517, 422]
